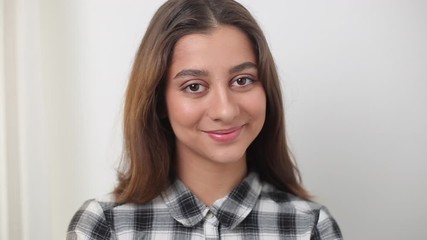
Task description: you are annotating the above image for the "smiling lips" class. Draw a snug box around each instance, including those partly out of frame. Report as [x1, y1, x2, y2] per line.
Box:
[203, 126, 244, 142]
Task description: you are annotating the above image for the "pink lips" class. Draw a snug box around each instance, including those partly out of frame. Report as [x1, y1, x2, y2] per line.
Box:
[204, 126, 243, 142]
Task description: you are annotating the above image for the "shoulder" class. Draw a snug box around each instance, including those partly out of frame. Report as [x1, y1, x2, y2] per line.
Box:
[257, 183, 343, 239]
[67, 194, 119, 239]
[259, 182, 323, 214]
[67, 194, 166, 239]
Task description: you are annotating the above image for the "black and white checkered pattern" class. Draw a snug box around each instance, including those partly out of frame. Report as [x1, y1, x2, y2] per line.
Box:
[67, 173, 342, 239]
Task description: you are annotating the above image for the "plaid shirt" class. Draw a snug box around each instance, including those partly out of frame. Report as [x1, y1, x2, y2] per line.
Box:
[67, 173, 342, 239]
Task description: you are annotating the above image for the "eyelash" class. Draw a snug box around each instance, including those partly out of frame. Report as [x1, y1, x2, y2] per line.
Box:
[182, 83, 207, 93]
[231, 77, 255, 87]
[182, 76, 257, 94]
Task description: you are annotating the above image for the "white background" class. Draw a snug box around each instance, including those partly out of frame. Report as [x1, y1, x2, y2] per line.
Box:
[1, 0, 426, 239]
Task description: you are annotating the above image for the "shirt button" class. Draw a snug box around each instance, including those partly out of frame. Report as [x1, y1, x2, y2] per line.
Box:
[206, 212, 214, 219]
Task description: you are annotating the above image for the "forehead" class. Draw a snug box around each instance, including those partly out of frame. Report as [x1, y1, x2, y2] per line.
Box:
[169, 25, 256, 73]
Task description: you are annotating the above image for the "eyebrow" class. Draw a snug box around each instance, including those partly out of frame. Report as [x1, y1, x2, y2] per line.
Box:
[173, 61, 257, 79]
[174, 69, 208, 79]
[229, 61, 257, 75]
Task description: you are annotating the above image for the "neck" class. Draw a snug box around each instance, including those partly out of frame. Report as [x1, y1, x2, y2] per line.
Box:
[177, 157, 247, 206]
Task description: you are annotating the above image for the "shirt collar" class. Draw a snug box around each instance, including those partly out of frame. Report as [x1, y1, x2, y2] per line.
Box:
[161, 172, 262, 229]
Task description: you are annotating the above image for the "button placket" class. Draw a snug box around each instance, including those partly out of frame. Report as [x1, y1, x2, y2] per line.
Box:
[204, 211, 220, 239]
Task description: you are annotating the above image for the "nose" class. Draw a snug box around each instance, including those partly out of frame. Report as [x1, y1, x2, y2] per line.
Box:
[207, 88, 239, 123]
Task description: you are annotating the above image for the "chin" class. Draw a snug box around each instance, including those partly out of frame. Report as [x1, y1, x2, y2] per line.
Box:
[208, 151, 247, 165]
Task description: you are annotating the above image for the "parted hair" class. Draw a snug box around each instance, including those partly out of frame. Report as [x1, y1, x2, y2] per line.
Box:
[114, 0, 311, 204]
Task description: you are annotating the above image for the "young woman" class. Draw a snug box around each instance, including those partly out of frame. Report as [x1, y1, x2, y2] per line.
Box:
[67, 0, 342, 239]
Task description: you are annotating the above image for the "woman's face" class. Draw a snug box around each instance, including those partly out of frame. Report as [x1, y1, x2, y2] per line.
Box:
[165, 25, 266, 167]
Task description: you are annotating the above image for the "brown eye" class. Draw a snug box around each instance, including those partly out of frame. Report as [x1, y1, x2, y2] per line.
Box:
[189, 84, 200, 91]
[232, 77, 255, 87]
[183, 83, 207, 93]
[235, 78, 248, 85]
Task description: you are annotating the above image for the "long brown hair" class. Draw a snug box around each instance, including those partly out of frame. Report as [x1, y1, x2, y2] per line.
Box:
[114, 0, 311, 204]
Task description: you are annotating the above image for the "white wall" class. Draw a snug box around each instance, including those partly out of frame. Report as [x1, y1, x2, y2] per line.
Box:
[251, 1, 427, 239]
[1, 0, 426, 239]
[0, 0, 8, 238]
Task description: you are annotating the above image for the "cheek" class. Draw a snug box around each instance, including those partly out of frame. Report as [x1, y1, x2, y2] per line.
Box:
[166, 94, 202, 126]
[246, 89, 267, 119]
